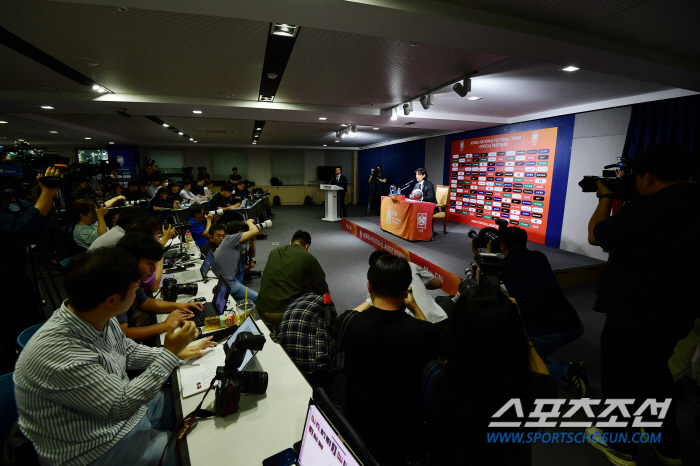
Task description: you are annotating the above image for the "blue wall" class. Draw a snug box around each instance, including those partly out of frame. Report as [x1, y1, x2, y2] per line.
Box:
[442, 116, 575, 248]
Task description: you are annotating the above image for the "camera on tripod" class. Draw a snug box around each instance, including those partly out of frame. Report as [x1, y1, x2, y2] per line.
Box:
[214, 332, 268, 417]
[578, 156, 638, 200]
[161, 278, 198, 302]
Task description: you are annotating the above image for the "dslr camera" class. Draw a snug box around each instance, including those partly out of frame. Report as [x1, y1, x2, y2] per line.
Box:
[161, 278, 198, 302]
[468, 217, 508, 249]
[214, 332, 268, 417]
[578, 156, 638, 200]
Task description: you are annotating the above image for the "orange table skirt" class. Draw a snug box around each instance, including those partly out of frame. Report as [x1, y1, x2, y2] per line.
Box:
[380, 196, 434, 241]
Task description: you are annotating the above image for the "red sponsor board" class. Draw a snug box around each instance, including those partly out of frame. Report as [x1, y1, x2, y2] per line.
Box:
[448, 127, 558, 244]
[342, 218, 461, 295]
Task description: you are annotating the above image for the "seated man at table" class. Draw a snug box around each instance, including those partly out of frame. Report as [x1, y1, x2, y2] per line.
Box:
[211, 219, 260, 302]
[232, 180, 247, 203]
[200, 223, 225, 256]
[13, 247, 212, 466]
[191, 177, 206, 197]
[412, 167, 437, 204]
[257, 230, 325, 329]
[210, 183, 242, 222]
[188, 203, 217, 249]
[336, 255, 444, 465]
[115, 233, 203, 343]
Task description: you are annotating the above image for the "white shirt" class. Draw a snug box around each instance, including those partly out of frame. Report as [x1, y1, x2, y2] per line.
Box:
[179, 189, 197, 200]
[87, 226, 125, 251]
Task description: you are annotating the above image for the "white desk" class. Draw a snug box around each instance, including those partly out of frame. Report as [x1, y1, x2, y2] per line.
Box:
[156, 268, 312, 465]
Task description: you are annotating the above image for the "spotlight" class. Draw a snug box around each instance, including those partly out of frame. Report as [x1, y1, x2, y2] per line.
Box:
[390, 108, 398, 121]
[271, 23, 299, 38]
[419, 94, 433, 110]
[452, 78, 471, 98]
[163, 123, 169, 127]
[402, 101, 413, 116]
[259, 95, 274, 102]
[561, 66, 579, 72]
[348, 125, 358, 137]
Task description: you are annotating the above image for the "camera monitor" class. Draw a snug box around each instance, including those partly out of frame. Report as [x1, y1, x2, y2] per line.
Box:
[298, 387, 379, 466]
[224, 315, 263, 370]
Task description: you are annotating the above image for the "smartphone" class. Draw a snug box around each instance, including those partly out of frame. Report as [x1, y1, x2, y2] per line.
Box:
[262, 448, 296, 466]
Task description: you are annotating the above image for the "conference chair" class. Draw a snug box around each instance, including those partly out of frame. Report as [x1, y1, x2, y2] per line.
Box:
[433, 185, 449, 235]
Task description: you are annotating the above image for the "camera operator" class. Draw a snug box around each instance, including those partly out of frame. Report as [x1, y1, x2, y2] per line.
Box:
[71, 195, 126, 250]
[188, 204, 219, 248]
[497, 227, 587, 395]
[585, 144, 699, 464]
[88, 208, 145, 251]
[211, 219, 260, 303]
[0, 167, 60, 371]
[367, 164, 388, 211]
[115, 233, 203, 344]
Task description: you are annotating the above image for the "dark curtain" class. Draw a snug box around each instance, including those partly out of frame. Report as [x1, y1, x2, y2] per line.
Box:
[622, 95, 700, 171]
[358, 139, 426, 212]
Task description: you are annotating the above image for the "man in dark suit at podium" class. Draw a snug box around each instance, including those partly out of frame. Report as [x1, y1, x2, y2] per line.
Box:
[330, 167, 348, 217]
[412, 168, 437, 204]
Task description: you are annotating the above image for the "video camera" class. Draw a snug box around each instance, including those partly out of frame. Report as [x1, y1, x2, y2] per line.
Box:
[0, 142, 69, 195]
[468, 217, 508, 249]
[214, 332, 268, 416]
[578, 156, 638, 200]
[161, 278, 198, 301]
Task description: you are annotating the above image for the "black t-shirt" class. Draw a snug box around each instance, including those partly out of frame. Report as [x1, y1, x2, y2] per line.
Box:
[190, 184, 205, 196]
[210, 192, 232, 210]
[336, 307, 444, 464]
[423, 360, 555, 466]
[593, 182, 700, 340]
[232, 187, 245, 202]
[229, 174, 242, 183]
[500, 248, 581, 336]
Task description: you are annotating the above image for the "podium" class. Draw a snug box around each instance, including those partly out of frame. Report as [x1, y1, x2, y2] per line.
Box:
[320, 184, 343, 222]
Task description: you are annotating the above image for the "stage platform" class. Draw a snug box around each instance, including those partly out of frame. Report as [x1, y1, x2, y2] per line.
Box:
[346, 216, 606, 289]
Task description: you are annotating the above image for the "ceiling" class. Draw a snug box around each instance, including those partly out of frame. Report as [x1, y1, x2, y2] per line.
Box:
[0, 0, 697, 151]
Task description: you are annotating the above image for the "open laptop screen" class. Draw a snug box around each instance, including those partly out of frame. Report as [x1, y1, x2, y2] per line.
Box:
[224, 316, 261, 370]
[298, 404, 362, 466]
[201, 250, 214, 276]
[213, 276, 230, 315]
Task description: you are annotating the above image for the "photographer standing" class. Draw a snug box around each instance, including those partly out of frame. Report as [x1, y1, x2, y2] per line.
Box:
[367, 164, 387, 213]
[586, 144, 699, 465]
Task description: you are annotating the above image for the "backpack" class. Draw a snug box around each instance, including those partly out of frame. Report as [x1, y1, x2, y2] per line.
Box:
[273, 195, 281, 205]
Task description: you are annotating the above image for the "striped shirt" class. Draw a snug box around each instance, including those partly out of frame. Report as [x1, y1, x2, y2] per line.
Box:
[73, 223, 100, 249]
[13, 302, 179, 466]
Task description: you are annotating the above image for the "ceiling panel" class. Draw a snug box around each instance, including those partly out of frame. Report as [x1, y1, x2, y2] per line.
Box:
[0, 45, 89, 93]
[276, 27, 506, 107]
[0, 0, 269, 100]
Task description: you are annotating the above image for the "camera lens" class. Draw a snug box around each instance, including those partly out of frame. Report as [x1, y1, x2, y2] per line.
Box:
[240, 371, 268, 394]
[177, 283, 198, 296]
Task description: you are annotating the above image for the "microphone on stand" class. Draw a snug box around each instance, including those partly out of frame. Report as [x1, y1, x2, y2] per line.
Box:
[397, 180, 414, 192]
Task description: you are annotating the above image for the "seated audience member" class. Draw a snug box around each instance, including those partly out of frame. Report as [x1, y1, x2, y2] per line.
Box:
[104, 182, 123, 202]
[13, 247, 213, 466]
[88, 208, 144, 251]
[498, 226, 587, 395]
[210, 184, 242, 222]
[115, 233, 202, 343]
[355, 250, 448, 327]
[229, 167, 242, 184]
[188, 203, 217, 249]
[69, 179, 95, 203]
[278, 277, 338, 388]
[146, 179, 160, 199]
[211, 219, 260, 302]
[127, 217, 177, 298]
[137, 180, 150, 200]
[197, 167, 209, 179]
[141, 164, 155, 182]
[232, 180, 247, 203]
[149, 187, 178, 212]
[200, 223, 225, 256]
[423, 287, 554, 466]
[166, 182, 180, 205]
[335, 255, 443, 465]
[72, 196, 124, 249]
[204, 179, 215, 198]
[123, 180, 141, 202]
[179, 180, 201, 201]
[191, 177, 206, 197]
[257, 230, 325, 328]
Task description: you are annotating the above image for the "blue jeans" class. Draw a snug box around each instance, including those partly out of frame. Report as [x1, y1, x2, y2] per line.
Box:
[92, 391, 176, 466]
[530, 323, 584, 380]
[229, 278, 258, 303]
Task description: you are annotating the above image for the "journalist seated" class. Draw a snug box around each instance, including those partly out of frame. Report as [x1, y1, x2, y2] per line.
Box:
[335, 255, 444, 465]
[13, 247, 213, 466]
[497, 226, 587, 395]
[423, 287, 554, 466]
[149, 187, 178, 213]
[200, 223, 225, 256]
[211, 219, 260, 302]
[71, 196, 124, 249]
[115, 232, 203, 343]
[278, 277, 339, 389]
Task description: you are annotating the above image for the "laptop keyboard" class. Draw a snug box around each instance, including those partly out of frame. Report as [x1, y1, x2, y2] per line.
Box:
[192, 302, 220, 327]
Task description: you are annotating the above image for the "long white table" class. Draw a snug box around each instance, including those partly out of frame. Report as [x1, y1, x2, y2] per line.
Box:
[156, 261, 312, 465]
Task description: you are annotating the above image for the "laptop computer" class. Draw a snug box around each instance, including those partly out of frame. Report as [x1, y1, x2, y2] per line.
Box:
[192, 275, 230, 327]
[179, 315, 263, 398]
[172, 250, 214, 284]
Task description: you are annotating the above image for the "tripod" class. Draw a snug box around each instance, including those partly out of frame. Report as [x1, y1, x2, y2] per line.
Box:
[366, 175, 377, 217]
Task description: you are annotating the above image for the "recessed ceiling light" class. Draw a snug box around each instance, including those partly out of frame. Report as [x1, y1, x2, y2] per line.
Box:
[49, 131, 58, 133]
[271, 23, 299, 37]
[162, 123, 169, 127]
[252, 141, 257, 144]
[466, 96, 482, 101]
[192, 110, 202, 114]
[0, 121, 7, 124]
[256, 127, 262, 131]
[562, 66, 579, 72]
[335, 140, 339, 143]
[192, 141, 197, 143]
[373, 127, 379, 130]
[17, 139, 24, 142]
[259, 95, 274, 102]
[40, 106, 54, 109]
[85, 137, 91, 140]
[319, 117, 327, 120]
[109, 142, 115, 144]
[92, 85, 100, 91]
[189, 138, 194, 141]
[178, 132, 183, 135]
